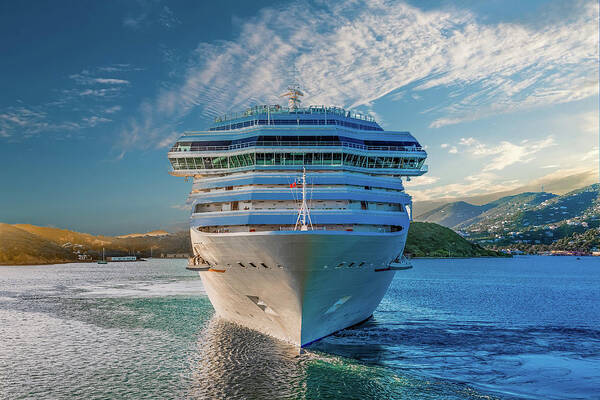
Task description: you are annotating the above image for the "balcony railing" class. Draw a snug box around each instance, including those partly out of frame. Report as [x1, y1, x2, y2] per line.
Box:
[169, 141, 425, 153]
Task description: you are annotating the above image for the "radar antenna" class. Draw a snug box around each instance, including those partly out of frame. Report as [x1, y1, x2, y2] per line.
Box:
[281, 84, 304, 110]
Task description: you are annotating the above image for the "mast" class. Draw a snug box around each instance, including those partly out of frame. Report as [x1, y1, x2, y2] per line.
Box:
[281, 84, 304, 110]
[294, 168, 313, 231]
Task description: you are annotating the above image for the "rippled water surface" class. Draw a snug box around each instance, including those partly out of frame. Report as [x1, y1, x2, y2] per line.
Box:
[1, 257, 599, 399]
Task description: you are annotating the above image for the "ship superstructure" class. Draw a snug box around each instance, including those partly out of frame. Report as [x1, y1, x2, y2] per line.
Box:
[168, 88, 428, 346]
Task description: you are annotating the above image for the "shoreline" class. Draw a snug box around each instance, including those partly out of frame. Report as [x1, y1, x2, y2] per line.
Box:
[5, 253, 600, 267]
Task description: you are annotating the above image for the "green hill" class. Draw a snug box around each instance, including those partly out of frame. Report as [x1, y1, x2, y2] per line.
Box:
[414, 184, 599, 251]
[405, 222, 504, 258]
[550, 228, 600, 252]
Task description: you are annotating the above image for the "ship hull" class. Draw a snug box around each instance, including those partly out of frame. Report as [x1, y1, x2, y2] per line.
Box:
[191, 229, 407, 346]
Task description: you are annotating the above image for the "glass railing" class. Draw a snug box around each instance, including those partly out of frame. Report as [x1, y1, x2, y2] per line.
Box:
[214, 105, 376, 124]
[169, 141, 424, 153]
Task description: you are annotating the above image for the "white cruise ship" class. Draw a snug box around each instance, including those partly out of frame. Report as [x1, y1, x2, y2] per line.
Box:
[168, 87, 428, 347]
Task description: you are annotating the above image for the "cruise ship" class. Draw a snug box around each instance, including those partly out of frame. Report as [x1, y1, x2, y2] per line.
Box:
[168, 87, 428, 347]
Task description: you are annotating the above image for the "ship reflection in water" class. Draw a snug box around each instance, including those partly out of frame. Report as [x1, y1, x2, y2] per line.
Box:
[188, 317, 473, 399]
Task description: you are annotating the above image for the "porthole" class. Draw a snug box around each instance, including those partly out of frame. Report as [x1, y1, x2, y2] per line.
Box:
[249, 262, 257, 268]
[238, 262, 246, 268]
[260, 263, 269, 268]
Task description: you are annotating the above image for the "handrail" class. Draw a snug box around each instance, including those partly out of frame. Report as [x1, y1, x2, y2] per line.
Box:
[169, 141, 424, 153]
[214, 104, 376, 124]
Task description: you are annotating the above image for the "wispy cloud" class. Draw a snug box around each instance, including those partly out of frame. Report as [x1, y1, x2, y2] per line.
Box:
[411, 166, 598, 201]
[93, 78, 130, 85]
[410, 171, 522, 201]
[0, 106, 112, 138]
[103, 105, 122, 114]
[404, 175, 440, 187]
[77, 88, 124, 97]
[581, 146, 599, 161]
[69, 71, 130, 87]
[82, 116, 112, 127]
[0, 64, 136, 138]
[119, 0, 598, 149]
[458, 136, 556, 171]
[123, 2, 181, 30]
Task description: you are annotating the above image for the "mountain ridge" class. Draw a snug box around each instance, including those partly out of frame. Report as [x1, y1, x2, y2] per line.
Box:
[416, 183, 599, 250]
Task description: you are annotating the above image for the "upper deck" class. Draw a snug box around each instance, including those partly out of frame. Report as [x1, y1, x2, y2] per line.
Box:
[167, 104, 428, 176]
[209, 105, 382, 132]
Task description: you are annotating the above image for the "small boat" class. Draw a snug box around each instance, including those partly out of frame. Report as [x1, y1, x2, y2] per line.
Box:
[97, 248, 108, 264]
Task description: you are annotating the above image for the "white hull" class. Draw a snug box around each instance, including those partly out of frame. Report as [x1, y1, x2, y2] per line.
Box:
[190, 229, 407, 346]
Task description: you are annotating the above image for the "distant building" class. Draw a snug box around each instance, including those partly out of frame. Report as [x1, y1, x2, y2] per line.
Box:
[162, 253, 189, 258]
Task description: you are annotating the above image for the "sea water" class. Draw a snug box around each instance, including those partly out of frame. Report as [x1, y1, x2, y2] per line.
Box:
[0, 256, 598, 399]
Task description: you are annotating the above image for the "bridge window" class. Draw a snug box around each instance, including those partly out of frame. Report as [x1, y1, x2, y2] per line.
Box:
[170, 152, 424, 171]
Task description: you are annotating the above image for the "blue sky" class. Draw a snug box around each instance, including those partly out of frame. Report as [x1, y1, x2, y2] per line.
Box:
[0, 0, 598, 235]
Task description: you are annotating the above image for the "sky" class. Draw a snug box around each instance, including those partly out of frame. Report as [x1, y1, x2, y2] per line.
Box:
[0, 0, 598, 235]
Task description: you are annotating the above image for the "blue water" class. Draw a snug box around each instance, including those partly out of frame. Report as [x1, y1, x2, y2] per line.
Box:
[0, 256, 599, 399]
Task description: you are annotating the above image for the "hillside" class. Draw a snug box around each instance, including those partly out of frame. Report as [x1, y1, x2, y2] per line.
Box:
[417, 184, 599, 251]
[0, 224, 77, 265]
[459, 192, 557, 230]
[417, 201, 494, 228]
[14, 224, 114, 247]
[1, 221, 506, 265]
[550, 228, 600, 252]
[116, 230, 170, 238]
[0, 224, 192, 265]
[416, 192, 557, 229]
[405, 222, 503, 258]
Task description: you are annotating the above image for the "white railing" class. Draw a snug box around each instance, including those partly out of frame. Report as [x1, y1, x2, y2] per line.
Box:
[214, 105, 376, 124]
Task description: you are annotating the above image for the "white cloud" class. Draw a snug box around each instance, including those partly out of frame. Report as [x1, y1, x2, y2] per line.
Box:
[93, 78, 130, 85]
[448, 146, 458, 154]
[79, 88, 123, 97]
[404, 175, 439, 186]
[412, 166, 598, 201]
[123, 3, 180, 30]
[119, 0, 598, 149]
[104, 105, 122, 114]
[410, 171, 521, 201]
[581, 146, 599, 161]
[458, 136, 556, 171]
[1, 63, 136, 139]
[82, 116, 112, 127]
[0, 107, 81, 138]
[578, 111, 599, 136]
[440, 143, 449, 148]
[70, 73, 130, 86]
